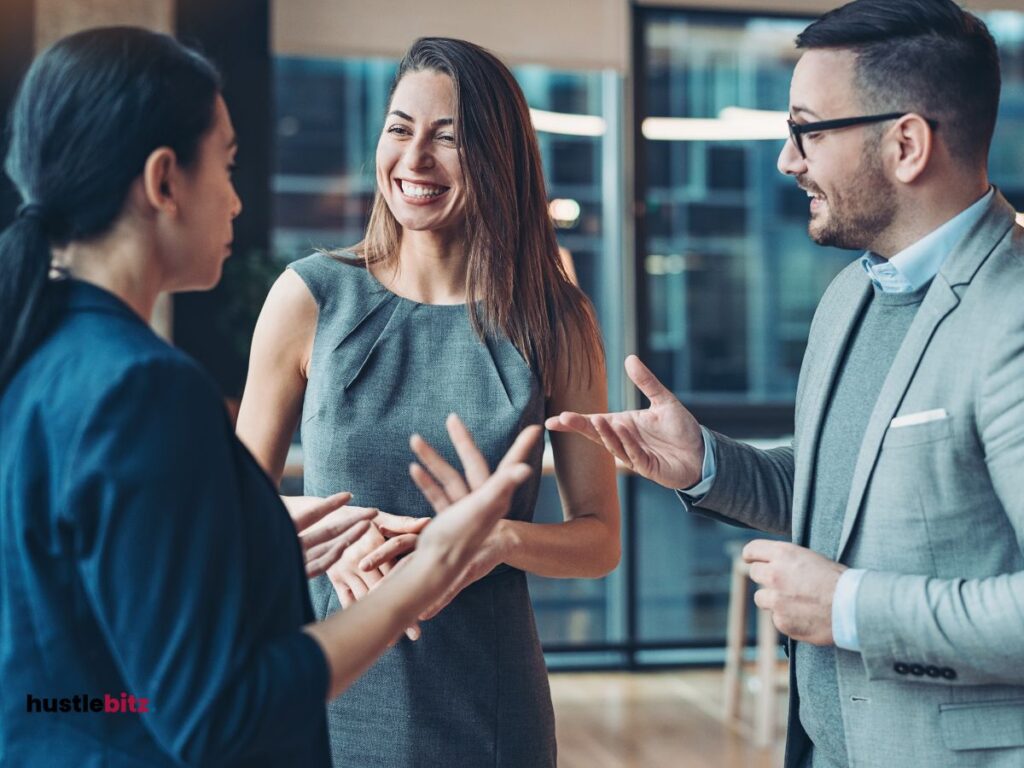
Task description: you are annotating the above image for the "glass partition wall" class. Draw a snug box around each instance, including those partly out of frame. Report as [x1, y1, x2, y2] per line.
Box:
[271, 7, 1024, 669]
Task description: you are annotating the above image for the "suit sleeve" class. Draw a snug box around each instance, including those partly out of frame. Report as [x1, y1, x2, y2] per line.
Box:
[64, 357, 328, 766]
[677, 430, 795, 536]
[855, 297, 1024, 686]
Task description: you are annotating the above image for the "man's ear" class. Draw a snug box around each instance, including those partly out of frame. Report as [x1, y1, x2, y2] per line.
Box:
[891, 114, 934, 184]
[141, 147, 179, 215]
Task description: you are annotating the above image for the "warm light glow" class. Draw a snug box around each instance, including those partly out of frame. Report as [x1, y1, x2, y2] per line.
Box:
[642, 107, 789, 142]
[549, 198, 581, 227]
[530, 108, 606, 137]
[1016, 211, 1024, 227]
[645, 254, 689, 275]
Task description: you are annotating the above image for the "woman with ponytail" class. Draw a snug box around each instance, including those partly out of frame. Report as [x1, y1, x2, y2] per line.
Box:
[0, 26, 537, 767]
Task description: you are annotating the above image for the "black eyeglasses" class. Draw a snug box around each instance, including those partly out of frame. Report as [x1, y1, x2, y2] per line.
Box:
[787, 112, 939, 158]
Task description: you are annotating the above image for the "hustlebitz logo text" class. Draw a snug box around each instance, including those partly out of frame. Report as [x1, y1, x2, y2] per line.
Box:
[26, 692, 151, 714]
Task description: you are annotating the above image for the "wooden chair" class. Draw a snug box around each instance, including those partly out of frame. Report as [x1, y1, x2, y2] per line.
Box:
[723, 542, 788, 747]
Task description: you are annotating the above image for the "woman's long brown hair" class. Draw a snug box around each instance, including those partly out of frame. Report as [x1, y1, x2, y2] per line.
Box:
[333, 37, 603, 397]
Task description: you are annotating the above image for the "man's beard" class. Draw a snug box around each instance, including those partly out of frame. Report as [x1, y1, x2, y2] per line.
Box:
[803, 148, 897, 251]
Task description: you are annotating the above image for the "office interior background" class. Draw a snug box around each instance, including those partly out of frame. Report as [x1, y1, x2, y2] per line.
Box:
[3, 0, 1024, 761]
[6, 0, 1024, 666]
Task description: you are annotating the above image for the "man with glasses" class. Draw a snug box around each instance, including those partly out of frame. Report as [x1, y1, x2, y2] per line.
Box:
[549, 1, 1024, 766]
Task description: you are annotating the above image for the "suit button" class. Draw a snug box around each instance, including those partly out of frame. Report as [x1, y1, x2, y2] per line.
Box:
[926, 666, 941, 678]
[894, 663, 909, 675]
[941, 668, 957, 680]
[910, 664, 925, 676]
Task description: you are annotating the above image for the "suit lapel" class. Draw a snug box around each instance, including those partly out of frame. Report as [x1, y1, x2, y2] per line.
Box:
[834, 192, 1016, 560]
[834, 280, 959, 558]
[791, 271, 871, 547]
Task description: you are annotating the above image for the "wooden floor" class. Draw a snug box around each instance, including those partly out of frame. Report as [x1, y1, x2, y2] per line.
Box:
[550, 667, 787, 768]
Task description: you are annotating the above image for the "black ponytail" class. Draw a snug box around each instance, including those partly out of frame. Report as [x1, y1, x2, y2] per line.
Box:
[0, 26, 221, 389]
[0, 213, 52, 385]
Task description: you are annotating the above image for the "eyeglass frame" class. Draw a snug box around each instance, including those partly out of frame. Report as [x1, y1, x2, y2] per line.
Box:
[787, 112, 940, 159]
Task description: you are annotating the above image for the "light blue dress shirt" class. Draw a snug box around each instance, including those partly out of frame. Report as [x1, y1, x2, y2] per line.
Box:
[680, 187, 994, 652]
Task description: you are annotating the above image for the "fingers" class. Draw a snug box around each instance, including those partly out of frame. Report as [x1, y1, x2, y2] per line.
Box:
[544, 412, 603, 444]
[303, 519, 372, 578]
[290, 491, 354, 533]
[624, 355, 677, 408]
[410, 461, 452, 513]
[607, 419, 646, 469]
[408, 420, 540, 514]
[345, 573, 371, 601]
[419, 590, 454, 622]
[423, 462, 531, 571]
[359, 533, 419, 571]
[747, 561, 771, 587]
[742, 539, 788, 564]
[375, 511, 430, 537]
[591, 414, 631, 466]
[445, 413, 490, 490]
[495, 424, 543, 472]
[299, 505, 377, 551]
[443, 461, 532, 521]
[752, 587, 775, 611]
[331, 575, 355, 610]
[344, 557, 386, 597]
[362, 557, 421, 641]
[410, 432, 470, 501]
[322, 521, 388, 604]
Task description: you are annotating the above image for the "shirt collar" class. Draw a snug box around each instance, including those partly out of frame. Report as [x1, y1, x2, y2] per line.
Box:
[62, 278, 146, 325]
[861, 186, 994, 293]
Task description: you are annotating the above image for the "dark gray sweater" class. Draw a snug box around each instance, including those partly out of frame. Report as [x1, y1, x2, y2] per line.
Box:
[798, 281, 930, 768]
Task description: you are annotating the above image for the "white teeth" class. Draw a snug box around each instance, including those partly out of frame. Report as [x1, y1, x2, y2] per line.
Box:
[401, 180, 446, 198]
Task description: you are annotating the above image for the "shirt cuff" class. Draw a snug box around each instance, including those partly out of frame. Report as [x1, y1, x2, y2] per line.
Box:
[677, 426, 717, 499]
[832, 568, 867, 652]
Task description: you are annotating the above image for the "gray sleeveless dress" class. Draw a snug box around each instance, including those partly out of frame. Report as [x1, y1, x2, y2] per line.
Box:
[290, 253, 556, 768]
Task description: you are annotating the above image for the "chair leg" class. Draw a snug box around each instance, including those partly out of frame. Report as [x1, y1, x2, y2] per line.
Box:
[754, 605, 777, 748]
[723, 557, 748, 724]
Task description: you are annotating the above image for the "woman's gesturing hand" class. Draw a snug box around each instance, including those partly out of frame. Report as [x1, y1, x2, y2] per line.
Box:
[326, 510, 429, 640]
[283, 493, 377, 579]
[405, 414, 540, 618]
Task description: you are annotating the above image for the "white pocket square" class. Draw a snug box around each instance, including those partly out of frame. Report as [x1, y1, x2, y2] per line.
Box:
[890, 408, 948, 428]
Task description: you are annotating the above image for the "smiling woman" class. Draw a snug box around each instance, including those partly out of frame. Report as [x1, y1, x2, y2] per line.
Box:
[376, 71, 465, 249]
[236, 36, 621, 768]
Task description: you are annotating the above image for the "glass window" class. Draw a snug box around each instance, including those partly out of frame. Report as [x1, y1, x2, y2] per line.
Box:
[640, 11, 852, 434]
[632, 7, 1024, 656]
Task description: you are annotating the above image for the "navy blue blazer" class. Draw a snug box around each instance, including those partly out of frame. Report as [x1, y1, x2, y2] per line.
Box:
[0, 280, 331, 767]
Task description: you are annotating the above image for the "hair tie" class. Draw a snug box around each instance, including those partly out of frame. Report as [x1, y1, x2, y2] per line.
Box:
[16, 202, 50, 224]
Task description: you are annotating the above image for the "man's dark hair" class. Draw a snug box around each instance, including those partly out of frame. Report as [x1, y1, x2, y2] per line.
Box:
[796, 0, 1000, 166]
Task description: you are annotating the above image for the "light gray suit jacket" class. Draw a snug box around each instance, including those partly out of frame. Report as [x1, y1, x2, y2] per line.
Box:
[688, 191, 1024, 767]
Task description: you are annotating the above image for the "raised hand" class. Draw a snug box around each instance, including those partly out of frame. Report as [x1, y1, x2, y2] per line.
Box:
[404, 414, 540, 618]
[545, 354, 705, 490]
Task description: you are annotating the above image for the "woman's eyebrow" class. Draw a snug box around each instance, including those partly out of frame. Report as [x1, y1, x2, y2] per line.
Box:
[387, 110, 453, 128]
